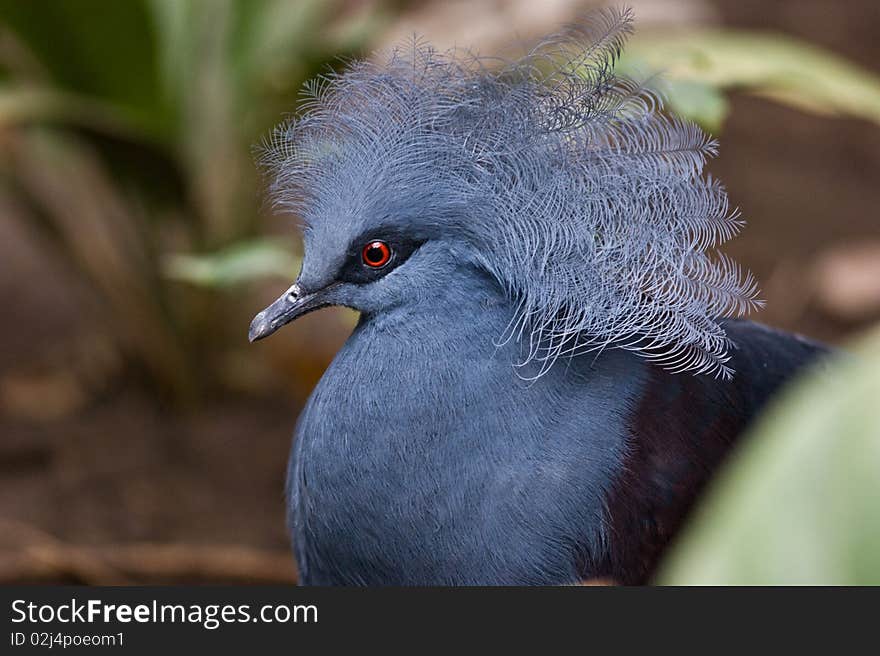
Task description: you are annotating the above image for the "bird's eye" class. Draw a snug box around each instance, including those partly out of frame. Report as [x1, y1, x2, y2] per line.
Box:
[361, 240, 392, 268]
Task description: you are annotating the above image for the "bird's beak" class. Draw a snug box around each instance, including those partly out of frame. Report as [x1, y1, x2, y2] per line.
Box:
[248, 283, 332, 342]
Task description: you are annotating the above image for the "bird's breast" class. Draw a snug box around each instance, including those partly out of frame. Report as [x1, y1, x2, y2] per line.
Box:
[286, 314, 643, 585]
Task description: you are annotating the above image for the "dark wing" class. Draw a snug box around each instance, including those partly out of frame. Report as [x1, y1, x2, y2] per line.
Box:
[596, 319, 830, 584]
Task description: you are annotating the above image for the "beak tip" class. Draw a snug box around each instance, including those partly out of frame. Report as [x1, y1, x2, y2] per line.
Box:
[248, 312, 269, 343]
[248, 281, 317, 343]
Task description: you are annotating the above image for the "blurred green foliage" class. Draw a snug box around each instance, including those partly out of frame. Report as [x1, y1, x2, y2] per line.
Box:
[620, 30, 880, 133]
[658, 326, 880, 584]
[0, 0, 391, 398]
[163, 239, 301, 288]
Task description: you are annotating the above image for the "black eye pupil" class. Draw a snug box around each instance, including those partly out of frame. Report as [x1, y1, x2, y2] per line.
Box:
[361, 240, 391, 268]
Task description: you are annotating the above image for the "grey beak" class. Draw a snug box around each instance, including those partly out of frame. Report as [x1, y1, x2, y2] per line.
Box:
[248, 283, 331, 342]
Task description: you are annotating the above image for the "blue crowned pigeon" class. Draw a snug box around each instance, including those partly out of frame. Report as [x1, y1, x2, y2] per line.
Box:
[249, 8, 827, 585]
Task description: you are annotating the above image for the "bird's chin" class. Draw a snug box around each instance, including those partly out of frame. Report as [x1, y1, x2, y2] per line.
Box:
[248, 283, 335, 342]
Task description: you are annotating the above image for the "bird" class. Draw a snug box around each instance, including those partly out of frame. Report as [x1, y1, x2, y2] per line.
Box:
[248, 8, 828, 585]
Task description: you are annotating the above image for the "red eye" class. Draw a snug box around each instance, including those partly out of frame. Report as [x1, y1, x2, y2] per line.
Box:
[361, 240, 392, 268]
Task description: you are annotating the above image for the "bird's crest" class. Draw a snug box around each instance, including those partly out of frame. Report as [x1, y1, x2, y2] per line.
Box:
[258, 7, 763, 378]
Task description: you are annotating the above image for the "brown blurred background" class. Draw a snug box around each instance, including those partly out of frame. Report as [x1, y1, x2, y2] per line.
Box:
[1, 0, 878, 583]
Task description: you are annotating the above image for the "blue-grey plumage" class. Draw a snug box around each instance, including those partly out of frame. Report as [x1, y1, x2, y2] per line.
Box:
[288, 254, 643, 585]
[250, 8, 828, 585]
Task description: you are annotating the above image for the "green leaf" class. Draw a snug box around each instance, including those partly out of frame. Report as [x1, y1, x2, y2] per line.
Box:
[660, 78, 729, 134]
[163, 239, 301, 288]
[0, 85, 154, 140]
[619, 30, 880, 131]
[0, 0, 172, 137]
[657, 326, 880, 585]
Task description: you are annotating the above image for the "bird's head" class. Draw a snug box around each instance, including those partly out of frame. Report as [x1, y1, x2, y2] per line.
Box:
[249, 7, 762, 378]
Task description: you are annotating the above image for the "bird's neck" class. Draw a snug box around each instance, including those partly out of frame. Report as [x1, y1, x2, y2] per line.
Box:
[357, 261, 511, 339]
[290, 263, 645, 584]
